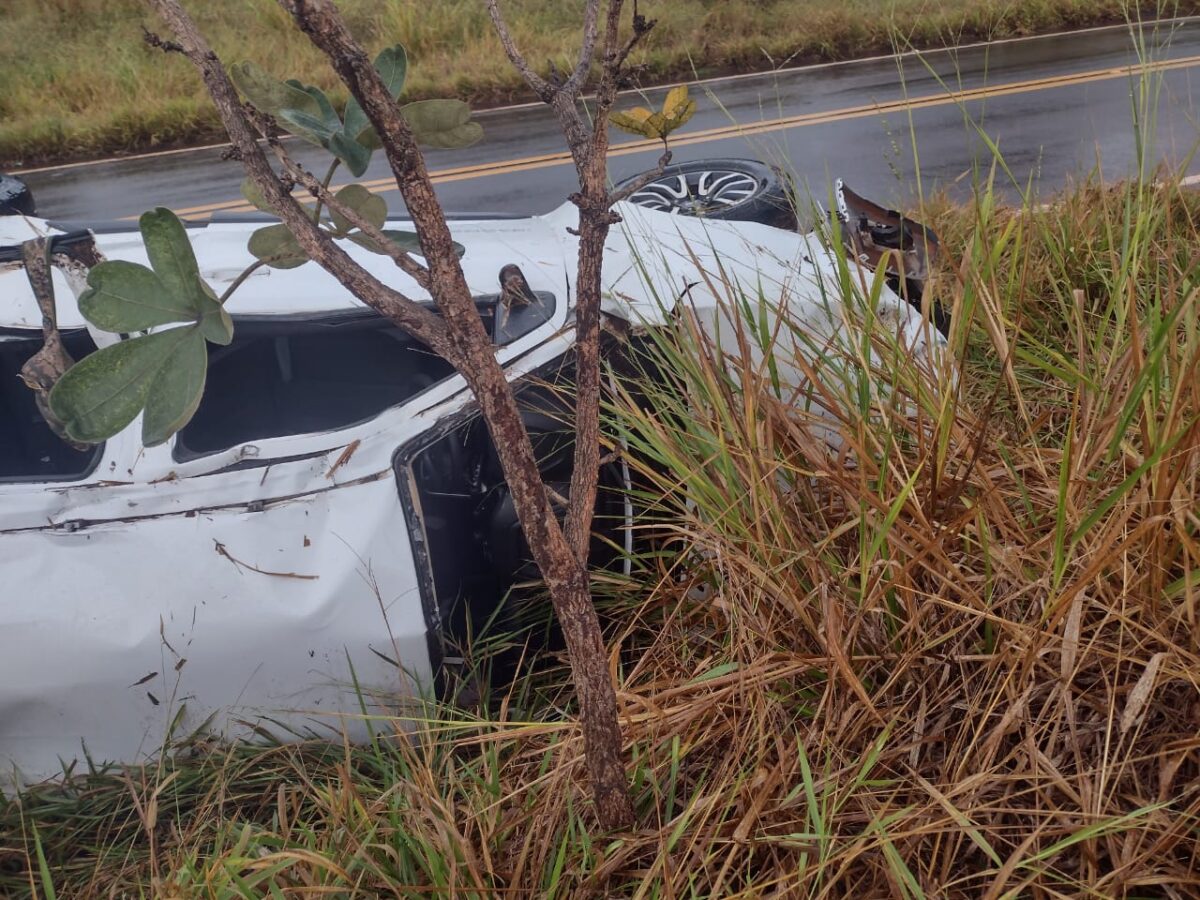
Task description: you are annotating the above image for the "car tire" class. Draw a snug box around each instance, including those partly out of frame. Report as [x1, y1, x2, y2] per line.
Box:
[613, 158, 795, 229]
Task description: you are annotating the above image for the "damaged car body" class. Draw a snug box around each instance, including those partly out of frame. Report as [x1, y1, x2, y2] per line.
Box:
[0, 159, 945, 786]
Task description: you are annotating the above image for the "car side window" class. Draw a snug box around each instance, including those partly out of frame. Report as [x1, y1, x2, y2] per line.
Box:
[173, 313, 456, 461]
[0, 330, 103, 482]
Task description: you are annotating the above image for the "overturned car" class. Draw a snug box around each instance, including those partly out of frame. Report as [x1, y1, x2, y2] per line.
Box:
[0, 160, 944, 785]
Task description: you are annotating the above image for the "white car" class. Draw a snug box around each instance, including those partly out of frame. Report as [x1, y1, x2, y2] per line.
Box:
[0, 160, 944, 785]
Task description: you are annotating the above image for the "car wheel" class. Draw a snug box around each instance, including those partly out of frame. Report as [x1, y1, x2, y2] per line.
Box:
[614, 158, 795, 229]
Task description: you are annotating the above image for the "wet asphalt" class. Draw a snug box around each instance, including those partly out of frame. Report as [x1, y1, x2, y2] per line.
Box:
[13, 18, 1200, 224]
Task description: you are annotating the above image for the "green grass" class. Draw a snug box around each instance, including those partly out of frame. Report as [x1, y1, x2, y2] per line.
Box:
[0, 0, 1184, 167]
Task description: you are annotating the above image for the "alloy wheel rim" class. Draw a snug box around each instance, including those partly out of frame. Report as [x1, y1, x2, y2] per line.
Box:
[628, 169, 760, 215]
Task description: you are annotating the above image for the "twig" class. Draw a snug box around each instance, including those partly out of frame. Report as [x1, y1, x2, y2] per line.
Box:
[218, 259, 265, 304]
[483, 0, 555, 101]
[613, 0, 656, 71]
[141, 27, 183, 54]
[213, 540, 319, 580]
[608, 147, 673, 205]
[309, 158, 340, 222]
[563, 0, 601, 94]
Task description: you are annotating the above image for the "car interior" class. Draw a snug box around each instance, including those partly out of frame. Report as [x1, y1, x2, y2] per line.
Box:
[401, 370, 629, 687]
[174, 293, 557, 461]
[0, 330, 103, 482]
[174, 313, 457, 460]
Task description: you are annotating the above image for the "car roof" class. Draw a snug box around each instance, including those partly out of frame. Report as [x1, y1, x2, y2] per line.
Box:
[0, 206, 577, 331]
[3, 200, 840, 338]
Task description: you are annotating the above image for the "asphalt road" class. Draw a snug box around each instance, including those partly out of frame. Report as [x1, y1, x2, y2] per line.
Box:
[15, 17, 1200, 224]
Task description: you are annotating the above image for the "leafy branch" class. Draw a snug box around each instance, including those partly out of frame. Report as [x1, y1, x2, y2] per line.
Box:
[47, 41, 479, 448]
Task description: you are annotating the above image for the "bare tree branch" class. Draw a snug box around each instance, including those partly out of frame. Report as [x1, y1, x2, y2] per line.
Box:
[559, 0, 626, 562]
[479, 0, 674, 827]
[152, 0, 660, 832]
[276, 1, 492, 346]
[563, 0, 601, 94]
[144, 0, 451, 358]
[613, 1, 656, 71]
[608, 147, 672, 205]
[481, 0, 663, 591]
[483, 0, 554, 101]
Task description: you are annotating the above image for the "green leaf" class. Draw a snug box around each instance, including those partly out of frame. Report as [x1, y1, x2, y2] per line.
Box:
[48, 326, 199, 444]
[286, 80, 341, 133]
[274, 81, 372, 175]
[29, 822, 56, 900]
[373, 44, 409, 98]
[343, 105, 373, 151]
[345, 44, 408, 148]
[330, 184, 387, 234]
[141, 328, 208, 446]
[348, 228, 465, 259]
[78, 261, 193, 332]
[248, 224, 308, 269]
[139, 208, 207, 312]
[351, 125, 384, 153]
[240, 178, 273, 213]
[274, 100, 370, 174]
[277, 108, 337, 146]
[240, 178, 317, 220]
[401, 100, 483, 149]
[686, 661, 740, 684]
[327, 130, 372, 177]
[229, 61, 323, 122]
[196, 282, 234, 346]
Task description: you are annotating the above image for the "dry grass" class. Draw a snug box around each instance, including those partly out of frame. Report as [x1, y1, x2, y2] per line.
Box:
[3, 158, 1199, 895]
[0, 0, 1178, 167]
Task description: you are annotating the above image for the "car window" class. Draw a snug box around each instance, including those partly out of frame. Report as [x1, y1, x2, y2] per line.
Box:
[173, 313, 456, 461]
[174, 291, 557, 461]
[0, 330, 103, 482]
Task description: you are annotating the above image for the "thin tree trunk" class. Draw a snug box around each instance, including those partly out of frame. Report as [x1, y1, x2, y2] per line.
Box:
[149, 0, 636, 830]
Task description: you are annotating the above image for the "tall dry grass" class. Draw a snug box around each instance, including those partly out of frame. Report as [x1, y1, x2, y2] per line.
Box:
[591, 168, 1200, 894]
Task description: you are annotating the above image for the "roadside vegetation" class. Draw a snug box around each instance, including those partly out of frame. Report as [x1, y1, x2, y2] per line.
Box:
[0, 0, 1186, 167]
[4, 150, 1199, 893]
[4, 1, 1199, 892]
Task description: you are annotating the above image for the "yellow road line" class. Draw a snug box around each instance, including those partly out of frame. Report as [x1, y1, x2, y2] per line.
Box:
[163, 52, 1200, 220]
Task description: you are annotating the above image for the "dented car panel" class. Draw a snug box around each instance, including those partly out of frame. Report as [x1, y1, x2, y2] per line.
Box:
[1, 184, 944, 787]
[1, 473, 427, 773]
